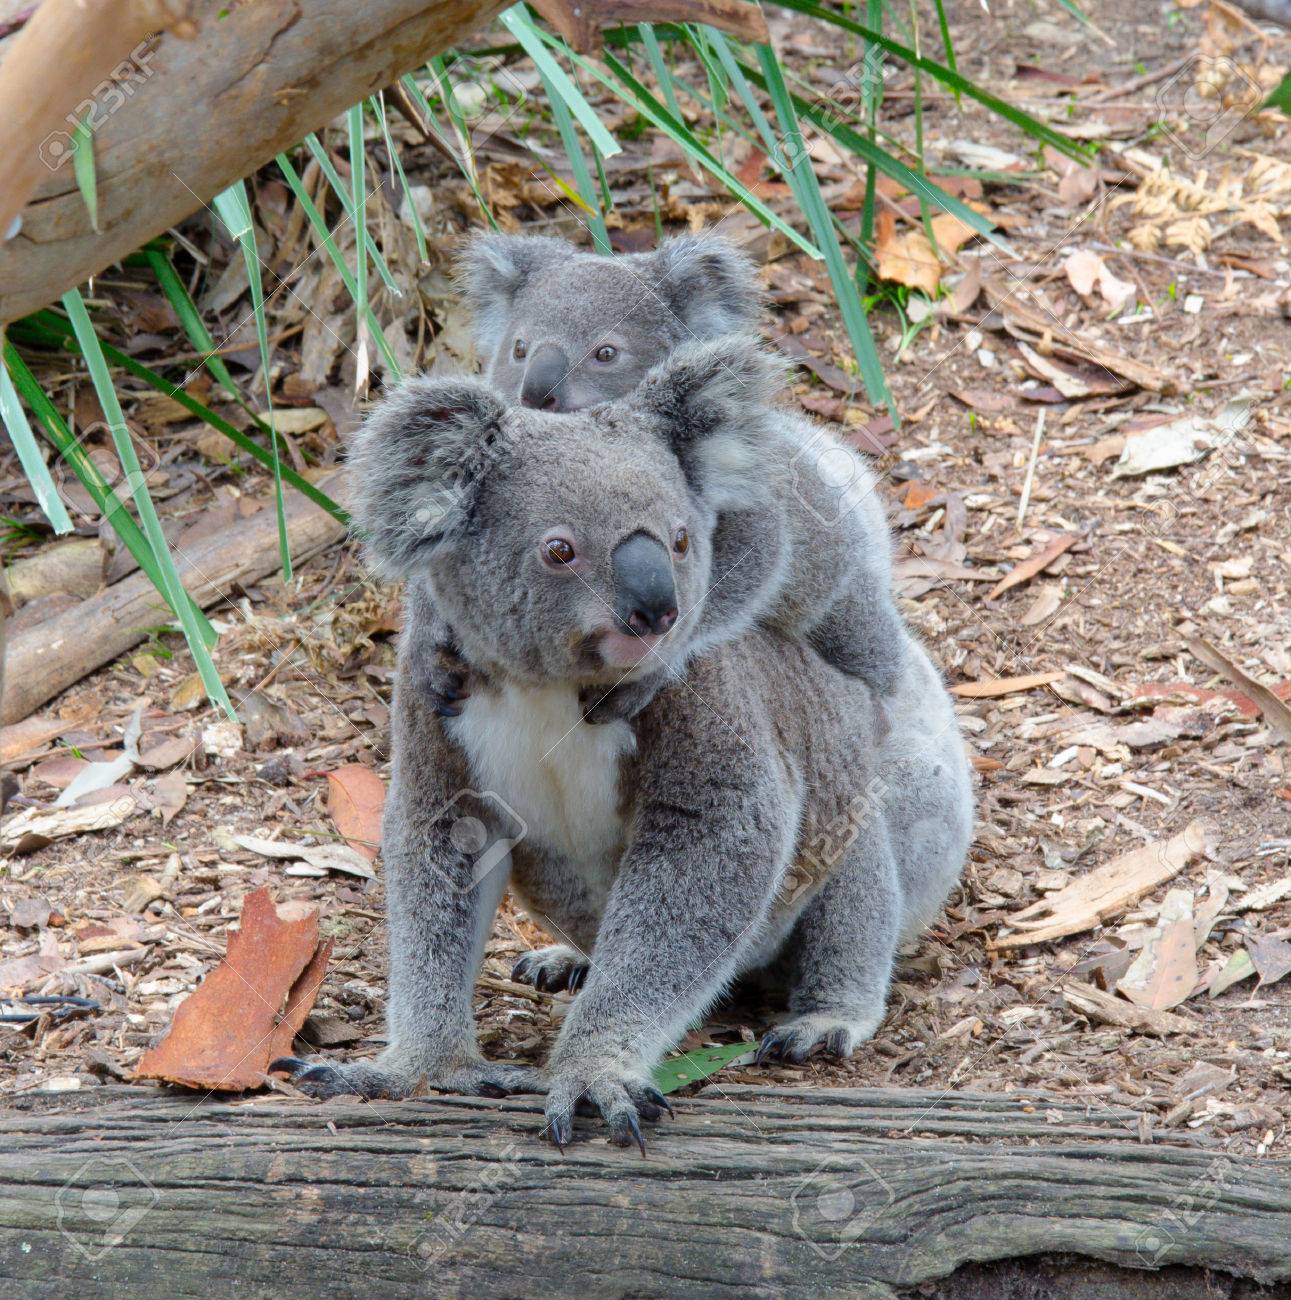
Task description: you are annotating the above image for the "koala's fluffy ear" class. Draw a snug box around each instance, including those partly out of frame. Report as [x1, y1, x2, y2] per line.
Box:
[647, 235, 763, 338]
[348, 377, 506, 576]
[635, 335, 785, 510]
[457, 233, 571, 354]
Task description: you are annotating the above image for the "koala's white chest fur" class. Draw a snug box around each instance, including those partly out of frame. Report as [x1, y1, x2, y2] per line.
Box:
[446, 683, 634, 885]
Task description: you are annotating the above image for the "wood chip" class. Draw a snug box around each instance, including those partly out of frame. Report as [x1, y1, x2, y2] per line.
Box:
[1062, 981, 1193, 1036]
[1188, 637, 1291, 747]
[987, 533, 1079, 601]
[951, 671, 1065, 699]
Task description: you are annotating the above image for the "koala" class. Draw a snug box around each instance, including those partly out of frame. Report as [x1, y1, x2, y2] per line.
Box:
[411, 232, 909, 727]
[274, 338, 974, 1151]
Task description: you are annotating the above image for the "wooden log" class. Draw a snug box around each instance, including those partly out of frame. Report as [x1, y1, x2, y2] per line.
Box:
[0, 471, 345, 724]
[0, 1083, 1287, 1295]
[0, 0, 508, 323]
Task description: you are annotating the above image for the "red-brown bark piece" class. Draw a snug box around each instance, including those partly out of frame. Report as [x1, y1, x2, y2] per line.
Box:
[134, 888, 327, 1091]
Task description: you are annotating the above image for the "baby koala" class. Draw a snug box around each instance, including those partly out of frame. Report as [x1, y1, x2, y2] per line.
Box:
[415, 232, 908, 723]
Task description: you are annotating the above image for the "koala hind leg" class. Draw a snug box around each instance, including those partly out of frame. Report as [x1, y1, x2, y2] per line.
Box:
[757, 820, 901, 1064]
[805, 577, 908, 698]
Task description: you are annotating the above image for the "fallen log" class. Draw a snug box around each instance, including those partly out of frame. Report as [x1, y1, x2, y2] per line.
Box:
[0, 470, 345, 724]
[0, 0, 509, 323]
[0, 1083, 1287, 1295]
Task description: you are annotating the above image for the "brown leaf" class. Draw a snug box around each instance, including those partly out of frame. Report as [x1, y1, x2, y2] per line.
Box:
[137, 734, 196, 770]
[995, 821, 1211, 949]
[0, 715, 74, 764]
[874, 210, 940, 295]
[325, 764, 386, 862]
[987, 533, 1079, 601]
[950, 671, 1065, 699]
[134, 888, 327, 1091]
[1188, 638, 1291, 747]
[1117, 889, 1198, 1011]
[151, 770, 189, 825]
[1248, 935, 1291, 988]
[267, 937, 335, 1062]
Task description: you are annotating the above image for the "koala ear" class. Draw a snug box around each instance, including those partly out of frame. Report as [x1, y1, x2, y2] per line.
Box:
[646, 235, 763, 338]
[348, 377, 506, 576]
[635, 335, 785, 510]
[456, 233, 572, 355]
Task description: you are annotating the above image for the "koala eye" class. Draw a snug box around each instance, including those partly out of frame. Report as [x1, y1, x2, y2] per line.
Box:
[542, 537, 577, 567]
[594, 344, 618, 363]
[513, 339, 527, 360]
[673, 527, 690, 557]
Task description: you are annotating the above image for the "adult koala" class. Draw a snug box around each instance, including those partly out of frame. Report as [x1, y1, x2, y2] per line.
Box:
[275, 339, 973, 1150]
[414, 231, 910, 724]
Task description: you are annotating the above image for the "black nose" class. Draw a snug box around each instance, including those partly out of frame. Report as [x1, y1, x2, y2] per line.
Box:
[611, 532, 678, 637]
[520, 343, 569, 412]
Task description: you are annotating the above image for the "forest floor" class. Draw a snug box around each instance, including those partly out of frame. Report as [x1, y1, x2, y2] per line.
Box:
[2, 1, 1290, 1157]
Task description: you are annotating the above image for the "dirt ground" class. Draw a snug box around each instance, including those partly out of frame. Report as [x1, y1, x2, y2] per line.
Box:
[2, 2, 1290, 1157]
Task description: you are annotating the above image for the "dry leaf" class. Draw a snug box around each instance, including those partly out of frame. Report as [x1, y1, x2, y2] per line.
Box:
[1111, 397, 1251, 479]
[1248, 935, 1291, 988]
[1, 793, 140, 853]
[995, 821, 1211, 949]
[1188, 638, 1291, 747]
[1236, 876, 1291, 913]
[232, 833, 376, 881]
[134, 888, 327, 1091]
[987, 534, 1079, 601]
[1117, 889, 1198, 1011]
[0, 715, 75, 765]
[325, 764, 386, 862]
[151, 770, 189, 825]
[874, 210, 940, 295]
[950, 671, 1065, 699]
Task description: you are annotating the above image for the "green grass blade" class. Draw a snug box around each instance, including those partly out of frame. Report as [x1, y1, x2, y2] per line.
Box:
[405, 66, 498, 229]
[213, 181, 291, 584]
[143, 249, 242, 401]
[303, 134, 402, 299]
[539, 64, 612, 253]
[735, 58, 1004, 250]
[0, 339, 74, 533]
[14, 310, 347, 526]
[275, 153, 403, 378]
[71, 114, 98, 232]
[755, 44, 890, 409]
[931, 0, 957, 87]
[549, 34, 821, 259]
[347, 103, 371, 396]
[4, 340, 210, 620]
[370, 92, 429, 266]
[639, 24, 683, 121]
[769, 0, 1089, 161]
[501, 4, 623, 159]
[60, 288, 231, 713]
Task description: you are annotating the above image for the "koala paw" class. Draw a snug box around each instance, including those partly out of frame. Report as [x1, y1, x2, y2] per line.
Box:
[270, 1053, 542, 1101]
[578, 678, 658, 726]
[421, 641, 473, 718]
[543, 1067, 673, 1153]
[512, 944, 590, 993]
[754, 1011, 881, 1065]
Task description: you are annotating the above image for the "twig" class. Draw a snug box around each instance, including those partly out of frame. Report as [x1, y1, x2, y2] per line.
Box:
[1017, 409, 1046, 531]
[1083, 55, 1190, 106]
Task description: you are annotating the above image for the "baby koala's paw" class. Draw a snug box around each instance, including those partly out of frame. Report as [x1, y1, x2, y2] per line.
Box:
[754, 1009, 883, 1065]
[512, 944, 591, 994]
[578, 678, 658, 726]
[420, 641, 473, 718]
[271, 1053, 542, 1101]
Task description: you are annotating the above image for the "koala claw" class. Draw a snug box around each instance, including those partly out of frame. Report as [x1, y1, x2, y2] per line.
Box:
[755, 1013, 872, 1065]
[542, 1072, 669, 1153]
[512, 944, 591, 994]
[271, 1055, 542, 1101]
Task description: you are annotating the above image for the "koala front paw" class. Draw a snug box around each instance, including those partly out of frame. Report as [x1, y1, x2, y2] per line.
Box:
[270, 1053, 542, 1101]
[754, 1009, 882, 1065]
[420, 641, 473, 718]
[578, 678, 657, 726]
[543, 1067, 673, 1153]
[512, 944, 590, 993]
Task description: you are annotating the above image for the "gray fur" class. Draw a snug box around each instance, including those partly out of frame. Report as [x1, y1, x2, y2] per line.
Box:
[280, 367, 974, 1147]
[451, 232, 907, 719]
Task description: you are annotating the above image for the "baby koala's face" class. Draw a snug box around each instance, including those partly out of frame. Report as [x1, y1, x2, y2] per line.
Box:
[485, 258, 685, 413]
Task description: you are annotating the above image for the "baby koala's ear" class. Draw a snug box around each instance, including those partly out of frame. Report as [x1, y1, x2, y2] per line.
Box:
[456, 233, 570, 354]
[634, 335, 785, 509]
[647, 234, 764, 338]
[348, 377, 506, 575]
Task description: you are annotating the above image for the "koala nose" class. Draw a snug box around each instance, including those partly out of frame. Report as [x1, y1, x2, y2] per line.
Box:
[611, 531, 678, 637]
[520, 344, 569, 412]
